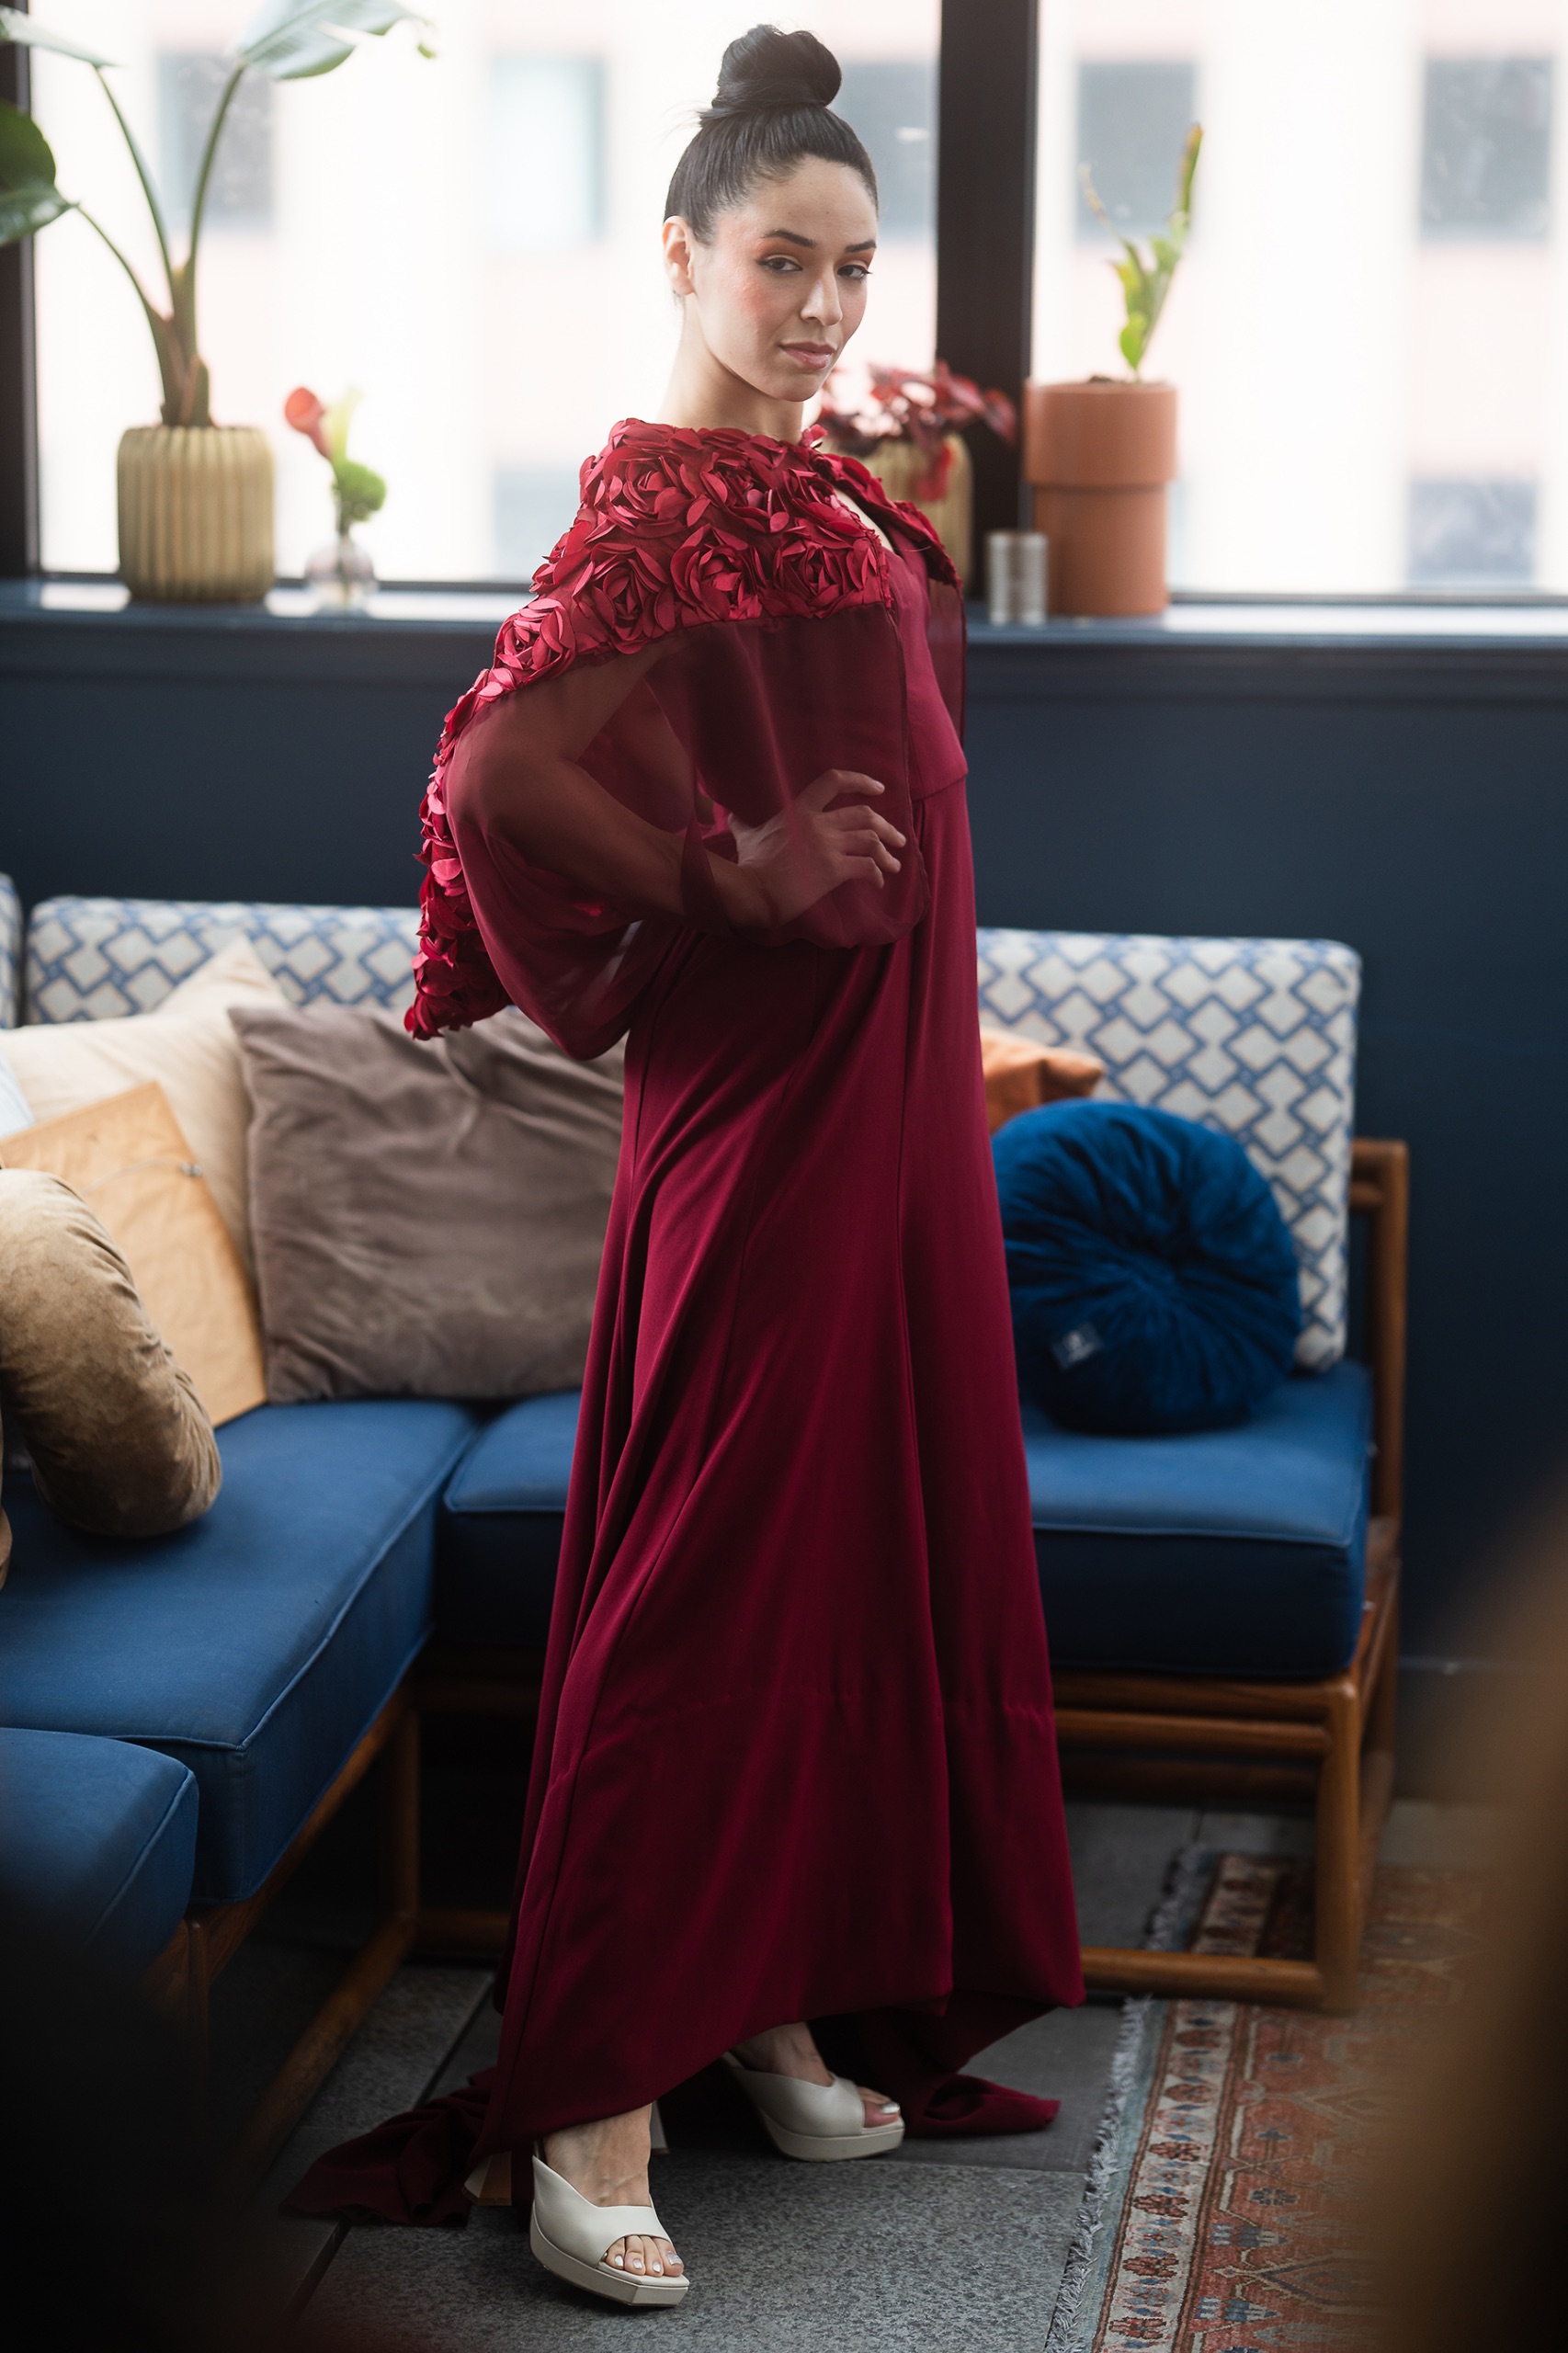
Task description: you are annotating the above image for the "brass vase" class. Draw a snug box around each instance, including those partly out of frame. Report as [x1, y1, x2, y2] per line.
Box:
[855, 432, 975, 585]
[117, 425, 275, 604]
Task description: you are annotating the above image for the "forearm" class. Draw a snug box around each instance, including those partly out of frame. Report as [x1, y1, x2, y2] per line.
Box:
[453, 733, 765, 929]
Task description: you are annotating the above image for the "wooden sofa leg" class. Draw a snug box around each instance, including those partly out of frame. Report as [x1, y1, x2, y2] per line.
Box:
[381, 1705, 421, 1927]
[1315, 1681, 1362, 2012]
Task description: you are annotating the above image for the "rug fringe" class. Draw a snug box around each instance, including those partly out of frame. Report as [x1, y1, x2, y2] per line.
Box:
[1041, 1845, 1218, 2353]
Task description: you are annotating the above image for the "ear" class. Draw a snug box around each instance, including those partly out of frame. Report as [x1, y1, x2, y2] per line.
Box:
[663, 215, 699, 298]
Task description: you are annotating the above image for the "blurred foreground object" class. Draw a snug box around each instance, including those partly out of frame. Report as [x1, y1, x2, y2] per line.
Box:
[1379, 1526, 1568, 2353]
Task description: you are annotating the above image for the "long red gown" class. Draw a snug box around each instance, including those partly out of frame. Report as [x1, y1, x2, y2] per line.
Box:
[287, 424, 1081, 2226]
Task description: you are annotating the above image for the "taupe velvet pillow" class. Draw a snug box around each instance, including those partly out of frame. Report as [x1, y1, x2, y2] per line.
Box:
[231, 1004, 624, 1404]
[0, 1169, 222, 1540]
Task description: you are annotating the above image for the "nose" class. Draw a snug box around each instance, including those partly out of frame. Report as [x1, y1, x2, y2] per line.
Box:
[799, 265, 844, 333]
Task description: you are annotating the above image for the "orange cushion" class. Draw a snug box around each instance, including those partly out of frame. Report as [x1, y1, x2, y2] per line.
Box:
[980, 1025, 1104, 1133]
[0, 1082, 266, 1427]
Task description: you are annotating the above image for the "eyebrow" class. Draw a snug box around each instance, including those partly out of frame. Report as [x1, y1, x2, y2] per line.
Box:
[760, 228, 879, 253]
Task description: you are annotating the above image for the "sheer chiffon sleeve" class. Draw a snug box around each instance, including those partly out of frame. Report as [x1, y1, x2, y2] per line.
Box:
[405, 420, 960, 1054]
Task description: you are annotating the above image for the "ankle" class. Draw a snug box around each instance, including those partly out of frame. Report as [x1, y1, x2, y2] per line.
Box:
[543, 2107, 651, 2203]
[734, 2021, 832, 2084]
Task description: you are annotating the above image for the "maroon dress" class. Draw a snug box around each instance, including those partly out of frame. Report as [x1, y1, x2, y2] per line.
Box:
[288, 425, 1081, 2227]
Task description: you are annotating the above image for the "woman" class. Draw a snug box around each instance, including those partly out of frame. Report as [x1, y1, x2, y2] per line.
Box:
[290, 25, 1081, 2307]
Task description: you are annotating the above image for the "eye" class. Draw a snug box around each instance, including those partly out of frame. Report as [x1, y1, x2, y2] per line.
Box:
[759, 254, 802, 274]
[839, 263, 871, 282]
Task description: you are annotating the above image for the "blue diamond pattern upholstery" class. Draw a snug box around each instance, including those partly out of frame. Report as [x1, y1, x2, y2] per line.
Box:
[23, 895, 420, 1026]
[977, 930, 1360, 1369]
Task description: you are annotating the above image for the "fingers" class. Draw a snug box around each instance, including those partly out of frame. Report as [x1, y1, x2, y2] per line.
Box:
[801, 767, 886, 812]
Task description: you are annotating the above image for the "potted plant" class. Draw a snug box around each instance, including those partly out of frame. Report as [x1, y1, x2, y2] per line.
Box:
[1024, 124, 1201, 617]
[817, 361, 1017, 585]
[285, 384, 387, 606]
[0, 1, 431, 603]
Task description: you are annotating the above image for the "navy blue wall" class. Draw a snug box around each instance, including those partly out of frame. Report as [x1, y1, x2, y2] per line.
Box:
[4, 598, 1565, 1669]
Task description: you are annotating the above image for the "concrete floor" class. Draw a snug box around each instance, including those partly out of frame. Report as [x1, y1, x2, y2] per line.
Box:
[233, 1795, 1487, 2352]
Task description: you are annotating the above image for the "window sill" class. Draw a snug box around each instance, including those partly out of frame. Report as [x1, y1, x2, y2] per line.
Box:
[5, 578, 1568, 699]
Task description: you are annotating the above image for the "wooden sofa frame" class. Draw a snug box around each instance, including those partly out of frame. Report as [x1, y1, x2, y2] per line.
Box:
[141, 1136, 1406, 2182]
[1060, 1136, 1409, 2012]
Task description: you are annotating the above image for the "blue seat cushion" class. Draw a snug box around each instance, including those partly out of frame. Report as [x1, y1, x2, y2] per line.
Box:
[435, 1391, 580, 1647]
[994, 1100, 1301, 1434]
[0, 1729, 197, 1974]
[0, 1400, 478, 1904]
[1030, 1361, 1372, 1677]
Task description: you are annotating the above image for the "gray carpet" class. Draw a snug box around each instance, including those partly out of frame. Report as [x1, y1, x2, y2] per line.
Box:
[253, 1798, 1493, 2347]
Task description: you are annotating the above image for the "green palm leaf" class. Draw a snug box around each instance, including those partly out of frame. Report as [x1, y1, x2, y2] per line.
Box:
[238, 0, 428, 82]
[0, 7, 117, 68]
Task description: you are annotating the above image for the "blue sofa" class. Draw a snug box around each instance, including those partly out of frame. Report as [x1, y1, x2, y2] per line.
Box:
[0, 885, 1403, 2143]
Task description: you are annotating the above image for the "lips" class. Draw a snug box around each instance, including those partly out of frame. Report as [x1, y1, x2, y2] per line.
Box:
[782, 344, 836, 368]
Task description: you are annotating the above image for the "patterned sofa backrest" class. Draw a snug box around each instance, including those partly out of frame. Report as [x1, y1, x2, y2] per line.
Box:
[23, 895, 420, 1026]
[977, 928, 1361, 1370]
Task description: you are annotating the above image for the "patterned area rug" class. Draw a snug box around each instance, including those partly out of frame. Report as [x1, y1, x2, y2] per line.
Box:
[1046, 1853, 1484, 2353]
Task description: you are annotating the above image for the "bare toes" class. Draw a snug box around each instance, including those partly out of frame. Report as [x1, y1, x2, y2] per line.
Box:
[859, 2085, 901, 2127]
[605, 2235, 628, 2271]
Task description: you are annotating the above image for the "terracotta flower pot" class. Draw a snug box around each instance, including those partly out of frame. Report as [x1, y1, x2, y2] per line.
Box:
[118, 425, 275, 604]
[1023, 381, 1177, 618]
[853, 432, 974, 585]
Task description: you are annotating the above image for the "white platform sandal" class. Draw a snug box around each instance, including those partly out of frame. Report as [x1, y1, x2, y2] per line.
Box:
[722, 2050, 904, 2161]
[528, 2148, 689, 2308]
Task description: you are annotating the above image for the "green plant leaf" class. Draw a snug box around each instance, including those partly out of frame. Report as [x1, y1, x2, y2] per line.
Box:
[0, 97, 68, 244]
[333, 456, 385, 523]
[238, 0, 428, 82]
[0, 6, 117, 67]
[1119, 319, 1147, 375]
[0, 96, 57, 188]
[0, 181, 68, 242]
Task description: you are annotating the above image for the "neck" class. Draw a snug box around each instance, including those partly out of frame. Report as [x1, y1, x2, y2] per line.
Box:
[656, 320, 806, 444]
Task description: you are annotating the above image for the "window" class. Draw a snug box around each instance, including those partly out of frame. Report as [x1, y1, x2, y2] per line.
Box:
[1035, 3, 1568, 594]
[157, 53, 274, 234]
[488, 60, 605, 254]
[1408, 480, 1537, 586]
[1421, 60, 1552, 240]
[836, 60, 934, 241]
[29, 2, 937, 583]
[494, 464, 583, 581]
[1074, 62, 1197, 239]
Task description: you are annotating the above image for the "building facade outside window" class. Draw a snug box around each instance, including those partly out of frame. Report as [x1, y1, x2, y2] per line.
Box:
[1034, 0, 1568, 593]
[29, 0, 936, 584]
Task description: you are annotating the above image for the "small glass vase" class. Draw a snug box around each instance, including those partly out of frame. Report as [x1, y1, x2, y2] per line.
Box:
[304, 529, 376, 609]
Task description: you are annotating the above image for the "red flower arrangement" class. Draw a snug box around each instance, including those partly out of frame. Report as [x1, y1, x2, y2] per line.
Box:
[816, 362, 1017, 501]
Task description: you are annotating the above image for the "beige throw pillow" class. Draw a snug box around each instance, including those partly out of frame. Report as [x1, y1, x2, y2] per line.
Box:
[1, 938, 285, 1272]
[232, 1004, 624, 1404]
[0, 1167, 222, 1538]
[0, 1084, 267, 1427]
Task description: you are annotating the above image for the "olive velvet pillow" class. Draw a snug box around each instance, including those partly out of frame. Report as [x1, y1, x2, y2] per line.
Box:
[231, 1003, 624, 1404]
[0, 1168, 222, 1541]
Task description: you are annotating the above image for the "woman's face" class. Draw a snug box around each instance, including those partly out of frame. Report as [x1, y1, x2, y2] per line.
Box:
[664, 158, 879, 406]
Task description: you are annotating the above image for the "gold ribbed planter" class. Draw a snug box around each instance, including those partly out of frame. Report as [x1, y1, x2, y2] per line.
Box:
[117, 425, 275, 603]
[856, 432, 975, 584]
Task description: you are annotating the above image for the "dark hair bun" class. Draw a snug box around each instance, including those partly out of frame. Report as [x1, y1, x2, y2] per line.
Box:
[709, 24, 841, 118]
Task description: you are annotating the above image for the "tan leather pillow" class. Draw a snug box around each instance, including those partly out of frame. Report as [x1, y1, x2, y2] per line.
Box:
[980, 1025, 1105, 1134]
[1, 938, 285, 1272]
[0, 1168, 221, 1540]
[0, 1084, 266, 1427]
[233, 1003, 623, 1404]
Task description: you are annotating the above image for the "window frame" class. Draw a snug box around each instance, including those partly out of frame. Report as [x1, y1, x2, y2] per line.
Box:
[7, 2, 1560, 604]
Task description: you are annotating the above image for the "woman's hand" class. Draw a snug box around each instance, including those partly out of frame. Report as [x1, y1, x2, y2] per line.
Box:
[724, 770, 905, 927]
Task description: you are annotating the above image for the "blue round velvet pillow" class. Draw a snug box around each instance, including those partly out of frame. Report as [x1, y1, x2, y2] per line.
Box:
[993, 1100, 1301, 1435]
